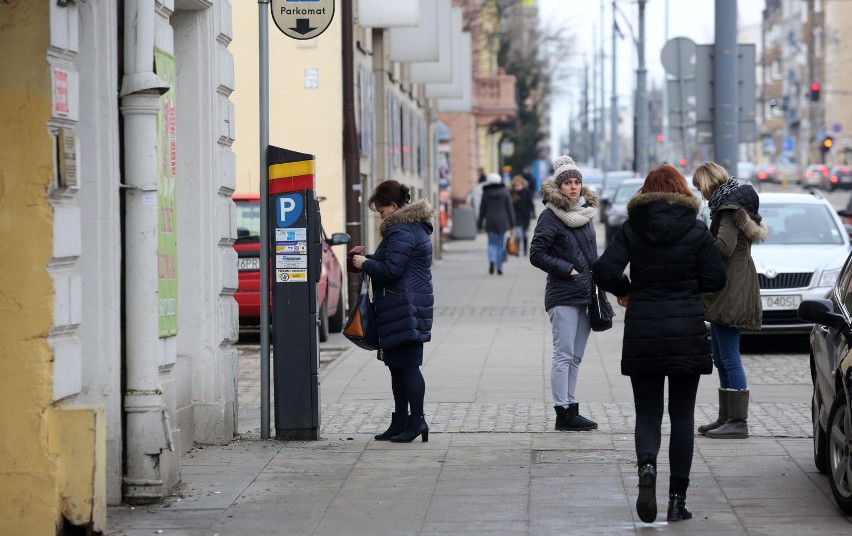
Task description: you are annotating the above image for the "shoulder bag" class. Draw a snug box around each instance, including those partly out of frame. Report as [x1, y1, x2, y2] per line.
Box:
[343, 273, 380, 350]
[574, 229, 615, 332]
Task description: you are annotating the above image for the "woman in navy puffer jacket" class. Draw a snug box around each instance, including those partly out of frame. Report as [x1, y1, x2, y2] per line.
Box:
[352, 180, 434, 443]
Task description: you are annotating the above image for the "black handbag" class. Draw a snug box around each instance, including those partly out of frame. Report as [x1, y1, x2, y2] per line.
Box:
[588, 280, 614, 332]
[342, 273, 380, 350]
[574, 231, 615, 332]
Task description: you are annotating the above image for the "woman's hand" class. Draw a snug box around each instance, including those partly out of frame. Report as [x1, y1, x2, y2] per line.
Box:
[617, 295, 629, 307]
[353, 255, 367, 270]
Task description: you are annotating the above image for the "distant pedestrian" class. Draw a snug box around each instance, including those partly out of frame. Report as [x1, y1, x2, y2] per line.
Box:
[351, 180, 434, 443]
[593, 164, 726, 523]
[477, 166, 487, 184]
[529, 155, 599, 431]
[692, 162, 767, 440]
[510, 174, 536, 255]
[478, 172, 516, 275]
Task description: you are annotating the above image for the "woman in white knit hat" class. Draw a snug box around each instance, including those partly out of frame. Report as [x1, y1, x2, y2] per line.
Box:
[529, 155, 599, 431]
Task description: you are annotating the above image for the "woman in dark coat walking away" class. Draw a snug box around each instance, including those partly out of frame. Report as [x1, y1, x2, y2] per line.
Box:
[692, 161, 767, 440]
[529, 155, 599, 432]
[478, 172, 515, 275]
[593, 165, 726, 523]
[352, 180, 434, 443]
[510, 174, 536, 255]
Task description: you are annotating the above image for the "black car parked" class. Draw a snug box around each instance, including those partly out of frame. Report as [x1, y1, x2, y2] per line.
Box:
[798, 251, 852, 515]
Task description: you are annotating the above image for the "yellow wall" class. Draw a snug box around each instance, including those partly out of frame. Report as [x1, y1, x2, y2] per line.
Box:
[231, 8, 345, 239]
[0, 1, 62, 533]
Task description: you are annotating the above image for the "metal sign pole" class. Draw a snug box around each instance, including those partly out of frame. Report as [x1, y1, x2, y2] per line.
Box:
[258, 0, 271, 440]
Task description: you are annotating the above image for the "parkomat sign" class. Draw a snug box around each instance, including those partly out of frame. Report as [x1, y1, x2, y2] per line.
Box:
[270, 0, 335, 41]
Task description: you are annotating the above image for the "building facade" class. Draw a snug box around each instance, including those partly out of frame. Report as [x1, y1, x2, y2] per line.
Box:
[0, 0, 238, 531]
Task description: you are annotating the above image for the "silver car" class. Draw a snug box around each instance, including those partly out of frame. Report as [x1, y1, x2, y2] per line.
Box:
[750, 192, 852, 334]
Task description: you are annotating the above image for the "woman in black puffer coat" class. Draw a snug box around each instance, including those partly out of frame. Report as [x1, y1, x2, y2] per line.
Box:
[352, 180, 434, 444]
[529, 155, 600, 432]
[593, 165, 726, 524]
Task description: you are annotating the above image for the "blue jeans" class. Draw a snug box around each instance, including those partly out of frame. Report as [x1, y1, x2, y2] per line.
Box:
[710, 322, 747, 390]
[487, 232, 505, 271]
[548, 305, 591, 406]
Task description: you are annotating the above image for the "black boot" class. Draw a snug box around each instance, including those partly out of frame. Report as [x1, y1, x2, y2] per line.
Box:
[522, 237, 529, 256]
[554, 405, 571, 430]
[489, 262, 494, 275]
[389, 414, 429, 443]
[636, 463, 657, 523]
[698, 387, 728, 435]
[558, 403, 598, 431]
[666, 493, 693, 521]
[374, 412, 407, 441]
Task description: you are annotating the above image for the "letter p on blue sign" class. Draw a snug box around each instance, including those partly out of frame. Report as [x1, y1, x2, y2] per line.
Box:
[276, 194, 304, 227]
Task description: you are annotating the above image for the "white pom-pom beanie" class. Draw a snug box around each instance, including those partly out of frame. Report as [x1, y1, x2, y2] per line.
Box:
[552, 155, 582, 186]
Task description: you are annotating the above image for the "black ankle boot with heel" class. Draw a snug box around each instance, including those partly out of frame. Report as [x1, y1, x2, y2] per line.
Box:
[374, 412, 407, 441]
[389, 414, 429, 443]
[666, 493, 693, 521]
[636, 463, 657, 523]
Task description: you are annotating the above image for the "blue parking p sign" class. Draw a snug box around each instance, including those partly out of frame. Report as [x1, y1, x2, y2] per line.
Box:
[276, 193, 304, 227]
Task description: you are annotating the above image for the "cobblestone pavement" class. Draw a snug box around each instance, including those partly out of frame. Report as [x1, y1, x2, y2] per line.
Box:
[236, 345, 813, 439]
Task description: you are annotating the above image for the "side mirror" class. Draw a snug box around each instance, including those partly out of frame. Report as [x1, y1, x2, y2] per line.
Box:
[328, 232, 350, 246]
[237, 227, 250, 238]
[798, 299, 848, 332]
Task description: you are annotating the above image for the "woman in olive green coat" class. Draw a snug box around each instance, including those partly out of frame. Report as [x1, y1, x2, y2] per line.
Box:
[692, 162, 767, 440]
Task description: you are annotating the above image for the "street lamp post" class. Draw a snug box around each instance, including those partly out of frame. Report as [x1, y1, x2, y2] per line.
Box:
[612, 0, 649, 174]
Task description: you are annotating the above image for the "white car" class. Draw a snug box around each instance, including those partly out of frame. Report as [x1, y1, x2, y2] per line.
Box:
[749, 192, 852, 334]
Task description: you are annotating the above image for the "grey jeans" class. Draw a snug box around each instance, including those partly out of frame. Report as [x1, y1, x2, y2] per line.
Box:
[547, 305, 591, 407]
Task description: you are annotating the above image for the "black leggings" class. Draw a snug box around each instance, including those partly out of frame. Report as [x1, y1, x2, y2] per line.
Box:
[389, 366, 426, 417]
[630, 374, 700, 493]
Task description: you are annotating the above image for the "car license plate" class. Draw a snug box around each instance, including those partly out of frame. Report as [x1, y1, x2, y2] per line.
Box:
[761, 295, 801, 310]
[238, 257, 260, 271]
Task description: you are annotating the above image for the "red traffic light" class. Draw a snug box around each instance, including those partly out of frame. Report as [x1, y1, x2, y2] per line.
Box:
[679, 158, 687, 166]
[656, 134, 665, 143]
[811, 81, 821, 92]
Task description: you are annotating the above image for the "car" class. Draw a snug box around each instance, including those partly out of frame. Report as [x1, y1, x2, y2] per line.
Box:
[825, 165, 852, 192]
[755, 163, 778, 184]
[797, 256, 852, 515]
[233, 193, 349, 341]
[748, 192, 852, 334]
[580, 168, 605, 196]
[604, 178, 711, 244]
[802, 164, 830, 189]
[599, 170, 637, 222]
[604, 178, 645, 243]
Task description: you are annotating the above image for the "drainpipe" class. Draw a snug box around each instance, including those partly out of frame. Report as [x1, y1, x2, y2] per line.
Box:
[119, 0, 173, 504]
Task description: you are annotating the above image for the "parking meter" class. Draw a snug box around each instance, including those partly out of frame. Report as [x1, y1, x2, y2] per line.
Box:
[267, 145, 321, 440]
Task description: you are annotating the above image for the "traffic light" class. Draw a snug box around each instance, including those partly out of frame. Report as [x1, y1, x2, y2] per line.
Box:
[810, 81, 821, 102]
[656, 134, 664, 143]
[821, 136, 833, 154]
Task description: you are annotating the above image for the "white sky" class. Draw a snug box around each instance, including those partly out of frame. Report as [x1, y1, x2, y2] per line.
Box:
[537, 0, 766, 158]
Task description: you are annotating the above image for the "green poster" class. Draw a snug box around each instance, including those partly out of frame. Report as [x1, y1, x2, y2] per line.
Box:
[155, 49, 178, 337]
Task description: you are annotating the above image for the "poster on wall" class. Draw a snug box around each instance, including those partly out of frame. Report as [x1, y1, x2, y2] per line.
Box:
[155, 48, 178, 337]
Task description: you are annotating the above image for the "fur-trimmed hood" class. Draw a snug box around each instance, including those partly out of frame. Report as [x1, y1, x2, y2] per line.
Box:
[540, 179, 598, 211]
[727, 206, 769, 243]
[627, 191, 701, 214]
[379, 199, 434, 237]
[626, 191, 703, 245]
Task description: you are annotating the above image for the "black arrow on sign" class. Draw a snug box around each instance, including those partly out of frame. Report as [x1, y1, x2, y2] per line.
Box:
[290, 19, 316, 35]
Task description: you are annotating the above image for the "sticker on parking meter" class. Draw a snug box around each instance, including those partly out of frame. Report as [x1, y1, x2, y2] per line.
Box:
[276, 255, 308, 269]
[276, 194, 304, 227]
[276, 269, 308, 282]
[275, 228, 307, 242]
[276, 241, 307, 254]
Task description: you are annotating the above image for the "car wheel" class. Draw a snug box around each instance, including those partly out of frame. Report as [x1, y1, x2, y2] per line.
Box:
[814, 386, 828, 474]
[328, 290, 344, 333]
[318, 299, 329, 342]
[826, 390, 852, 514]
